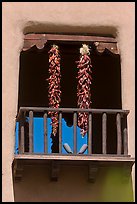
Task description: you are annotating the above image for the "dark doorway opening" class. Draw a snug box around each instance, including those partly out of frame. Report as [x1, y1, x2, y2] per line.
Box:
[18, 41, 122, 154]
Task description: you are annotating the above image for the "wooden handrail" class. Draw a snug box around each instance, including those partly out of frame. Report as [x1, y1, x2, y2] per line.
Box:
[17, 107, 129, 121]
[16, 107, 129, 156]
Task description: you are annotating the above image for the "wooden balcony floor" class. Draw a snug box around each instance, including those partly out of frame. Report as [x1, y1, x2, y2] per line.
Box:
[14, 153, 135, 165]
[13, 154, 135, 182]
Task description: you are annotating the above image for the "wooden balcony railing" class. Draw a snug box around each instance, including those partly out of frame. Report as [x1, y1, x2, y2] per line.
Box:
[16, 107, 130, 156]
[13, 107, 135, 182]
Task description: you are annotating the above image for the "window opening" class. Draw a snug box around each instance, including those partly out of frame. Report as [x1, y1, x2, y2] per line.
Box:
[16, 34, 122, 154]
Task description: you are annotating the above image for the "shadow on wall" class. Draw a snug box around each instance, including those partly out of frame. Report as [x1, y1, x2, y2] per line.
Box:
[23, 22, 117, 37]
[13, 165, 101, 202]
[100, 167, 134, 202]
[13, 166, 133, 202]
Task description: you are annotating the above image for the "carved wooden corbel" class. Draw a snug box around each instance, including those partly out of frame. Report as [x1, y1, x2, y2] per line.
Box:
[50, 161, 60, 181]
[13, 160, 24, 182]
[94, 42, 119, 54]
[22, 34, 118, 52]
[23, 34, 47, 51]
[88, 163, 99, 183]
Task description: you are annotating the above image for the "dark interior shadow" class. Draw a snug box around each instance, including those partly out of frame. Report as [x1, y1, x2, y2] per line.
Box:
[18, 41, 122, 154]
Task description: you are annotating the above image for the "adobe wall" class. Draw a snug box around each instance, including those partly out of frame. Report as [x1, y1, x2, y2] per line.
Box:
[2, 2, 135, 202]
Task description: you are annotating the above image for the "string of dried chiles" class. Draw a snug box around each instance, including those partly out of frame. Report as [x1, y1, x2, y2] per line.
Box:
[76, 44, 92, 137]
[47, 45, 61, 136]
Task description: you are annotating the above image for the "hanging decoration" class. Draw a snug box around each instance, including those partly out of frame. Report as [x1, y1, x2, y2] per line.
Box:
[47, 45, 61, 136]
[76, 44, 92, 137]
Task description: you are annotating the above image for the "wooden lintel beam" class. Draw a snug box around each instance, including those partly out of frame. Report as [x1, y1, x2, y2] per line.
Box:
[24, 33, 117, 43]
[22, 33, 119, 54]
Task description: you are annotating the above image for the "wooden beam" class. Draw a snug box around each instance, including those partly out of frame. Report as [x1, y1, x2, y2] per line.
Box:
[14, 154, 135, 163]
[22, 33, 118, 52]
[24, 33, 117, 42]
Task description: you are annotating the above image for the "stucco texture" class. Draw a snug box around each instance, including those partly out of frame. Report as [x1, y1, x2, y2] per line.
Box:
[13, 165, 133, 202]
[2, 2, 135, 202]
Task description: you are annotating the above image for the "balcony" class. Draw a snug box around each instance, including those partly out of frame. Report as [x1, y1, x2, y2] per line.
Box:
[13, 107, 135, 182]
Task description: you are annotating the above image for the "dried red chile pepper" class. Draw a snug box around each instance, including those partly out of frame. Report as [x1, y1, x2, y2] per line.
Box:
[47, 45, 61, 136]
[76, 44, 92, 137]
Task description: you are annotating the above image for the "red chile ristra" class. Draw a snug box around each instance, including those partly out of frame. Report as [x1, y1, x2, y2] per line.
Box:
[76, 44, 92, 137]
[47, 45, 61, 136]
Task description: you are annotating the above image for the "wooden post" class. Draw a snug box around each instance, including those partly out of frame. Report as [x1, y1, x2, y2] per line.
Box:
[73, 112, 77, 154]
[88, 113, 92, 154]
[29, 111, 33, 153]
[123, 115, 128, 155]
[116, 113, 122, 155]
[102, 113, 107, 154]
[19, 112, 25, 154]
[59, 112, 62, 153]
[44, 112, 48, 153]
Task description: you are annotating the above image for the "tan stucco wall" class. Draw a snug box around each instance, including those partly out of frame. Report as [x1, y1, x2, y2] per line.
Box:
[13, 165, 104, 202]
[2, 2, 135, 202]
